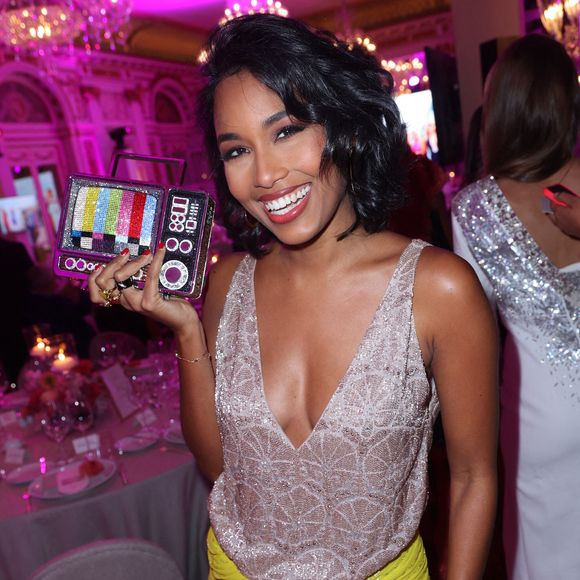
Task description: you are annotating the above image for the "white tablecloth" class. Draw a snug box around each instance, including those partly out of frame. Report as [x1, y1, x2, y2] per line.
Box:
[0, 406, 211, 580]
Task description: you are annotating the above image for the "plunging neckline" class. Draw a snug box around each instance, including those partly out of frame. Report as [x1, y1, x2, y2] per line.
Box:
[249, 240, 417, 452]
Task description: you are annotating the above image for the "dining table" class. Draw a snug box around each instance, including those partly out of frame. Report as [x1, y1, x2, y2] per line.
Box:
[0, 383, 211, 580]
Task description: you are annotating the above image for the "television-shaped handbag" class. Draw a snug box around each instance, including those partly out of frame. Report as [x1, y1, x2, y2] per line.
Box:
[53, 154, 215, 298]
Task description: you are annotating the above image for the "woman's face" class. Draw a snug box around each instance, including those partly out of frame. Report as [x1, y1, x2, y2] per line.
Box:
[213, 70, 352, 247]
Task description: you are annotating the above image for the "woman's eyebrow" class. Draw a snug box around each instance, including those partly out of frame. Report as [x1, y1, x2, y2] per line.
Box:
[217, 132, 239, 145]
[217, 111, 289, 145]
[263, 110, 288, 128]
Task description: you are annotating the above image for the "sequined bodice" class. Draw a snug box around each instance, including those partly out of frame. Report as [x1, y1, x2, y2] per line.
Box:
[209, 240, 438, 579]
[453, 176, 580, 399]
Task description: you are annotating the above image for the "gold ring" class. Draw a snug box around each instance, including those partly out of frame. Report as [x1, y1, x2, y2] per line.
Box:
[99, 287, 121, 304]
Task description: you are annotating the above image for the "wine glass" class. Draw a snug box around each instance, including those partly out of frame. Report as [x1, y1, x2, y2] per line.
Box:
[40, 401, 72, 464]
[94, 340, 119, 369]
[68, 396, 95, 434]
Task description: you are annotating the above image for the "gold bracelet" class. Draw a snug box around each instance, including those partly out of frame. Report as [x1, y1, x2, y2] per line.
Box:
[175, 351, 212, 364]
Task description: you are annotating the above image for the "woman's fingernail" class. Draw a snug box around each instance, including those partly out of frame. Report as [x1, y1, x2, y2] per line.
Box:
[121, 248, 130, 256]
[158, 241, 165, 250]
[143, 249, 151, 256]
[95, 264, 103, 270]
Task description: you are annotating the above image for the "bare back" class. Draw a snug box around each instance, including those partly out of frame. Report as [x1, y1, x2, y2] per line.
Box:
[498, 159, 580, 269]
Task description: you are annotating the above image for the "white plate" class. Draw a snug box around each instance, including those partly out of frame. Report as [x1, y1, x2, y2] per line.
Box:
[28, 459, 116, 500]
[6, 461, 56, 485]
[56, 465, 89, 495]
[115, 430, 159, 453]
[164, 424, 185, 445]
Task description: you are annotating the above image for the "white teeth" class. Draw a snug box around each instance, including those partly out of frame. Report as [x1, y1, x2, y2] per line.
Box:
[263, 185, 310, 214]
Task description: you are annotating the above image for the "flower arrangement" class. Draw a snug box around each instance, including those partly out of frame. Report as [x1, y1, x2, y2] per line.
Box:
[21, 359, 105, 419]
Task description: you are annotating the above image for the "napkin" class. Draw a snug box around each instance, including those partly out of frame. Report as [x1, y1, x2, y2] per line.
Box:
[56, 464, 90, 495]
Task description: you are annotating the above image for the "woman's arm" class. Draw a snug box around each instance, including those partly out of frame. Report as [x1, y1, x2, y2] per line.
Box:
[87, 248, 239, 481]
[416, 249, 499, 580]
[178, 252, 244, 481]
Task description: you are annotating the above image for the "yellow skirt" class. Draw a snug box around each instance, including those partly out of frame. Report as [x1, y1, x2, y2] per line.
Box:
[207, 528, 429, 579]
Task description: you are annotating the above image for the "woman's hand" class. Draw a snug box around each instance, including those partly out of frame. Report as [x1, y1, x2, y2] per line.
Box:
[551, 191, 580, 239]
[87, 246, 199, 334]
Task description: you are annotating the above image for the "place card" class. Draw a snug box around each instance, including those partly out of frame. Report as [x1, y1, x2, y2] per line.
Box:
[100, 363, 140, 420]
[72, 433, 101, 455]
[135, 408, 157, 428]
[0, 411, 18, 427]
[5, 447, 25, 465]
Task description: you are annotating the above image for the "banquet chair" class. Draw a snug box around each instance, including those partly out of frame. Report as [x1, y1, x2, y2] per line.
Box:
[29, 538, 184, 580]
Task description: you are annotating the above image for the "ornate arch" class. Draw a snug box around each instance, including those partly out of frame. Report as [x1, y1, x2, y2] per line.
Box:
[154, 91, 182, 123]
[0, 62, 72, 126]
[150, 77, 195, 124]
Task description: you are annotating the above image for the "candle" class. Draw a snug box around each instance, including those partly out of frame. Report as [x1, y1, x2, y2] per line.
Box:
[51, 352, 79, 372]
[30, 338, 50, 359]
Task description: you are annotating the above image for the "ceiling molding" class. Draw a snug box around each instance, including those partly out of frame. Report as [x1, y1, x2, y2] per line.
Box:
[372, 10, 455, 58]
[305, 0, 451, 34]
[121, 0, 453, 63]
[126, 18, 208, 63]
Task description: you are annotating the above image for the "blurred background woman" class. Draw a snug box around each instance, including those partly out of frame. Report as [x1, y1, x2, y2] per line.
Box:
[452, 34, 580, 580]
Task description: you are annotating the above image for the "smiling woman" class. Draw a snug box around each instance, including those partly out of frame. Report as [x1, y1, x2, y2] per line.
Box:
[213, 71, 347, 244]
[88, 13, 499, 580]
[198, 15, 407, 255]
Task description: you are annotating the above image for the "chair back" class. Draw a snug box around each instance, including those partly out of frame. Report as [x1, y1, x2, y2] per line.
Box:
[29, 538, 184, 580]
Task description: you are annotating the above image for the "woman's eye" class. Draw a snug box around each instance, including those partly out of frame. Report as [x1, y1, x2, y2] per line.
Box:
[275, 124, 305, 141]
[220, 147, 248, 162]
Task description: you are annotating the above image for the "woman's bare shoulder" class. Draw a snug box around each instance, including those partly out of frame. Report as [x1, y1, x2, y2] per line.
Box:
[208, 252, 247, 290]
[413, 245, 495, 365]
[416, 245, 483, 295]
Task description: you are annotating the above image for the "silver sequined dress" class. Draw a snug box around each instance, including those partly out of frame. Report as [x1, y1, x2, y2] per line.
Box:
[209, 240, 439, 579]
[452, 176, 580, 580]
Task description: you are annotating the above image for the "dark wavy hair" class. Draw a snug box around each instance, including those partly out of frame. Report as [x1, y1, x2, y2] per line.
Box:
[197, 14, 408, 257]
[483, 33, 580, 182]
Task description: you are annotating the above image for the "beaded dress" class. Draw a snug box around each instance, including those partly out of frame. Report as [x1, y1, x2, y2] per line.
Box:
[452, 176, 580, 580]
[209, 240, 439, 579]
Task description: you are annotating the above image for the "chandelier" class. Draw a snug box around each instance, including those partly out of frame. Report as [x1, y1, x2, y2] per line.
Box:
[343, 33, 377, 54]
[337, 0, 378, 56]
[537, 0, 579, 60]
[0, 0, 133, 55]
[219, 0, 289, 26]
[0, 0, 79, 55]
[198, 0, 289, 63]
[381, 55, 429, 95]
[77, 0, 132, 52]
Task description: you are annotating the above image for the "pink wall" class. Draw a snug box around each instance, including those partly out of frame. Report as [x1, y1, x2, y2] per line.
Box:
[451, 0, 525, 142]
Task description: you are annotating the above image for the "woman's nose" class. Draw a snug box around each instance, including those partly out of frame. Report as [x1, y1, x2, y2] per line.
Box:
[253, 148, 288, 188]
